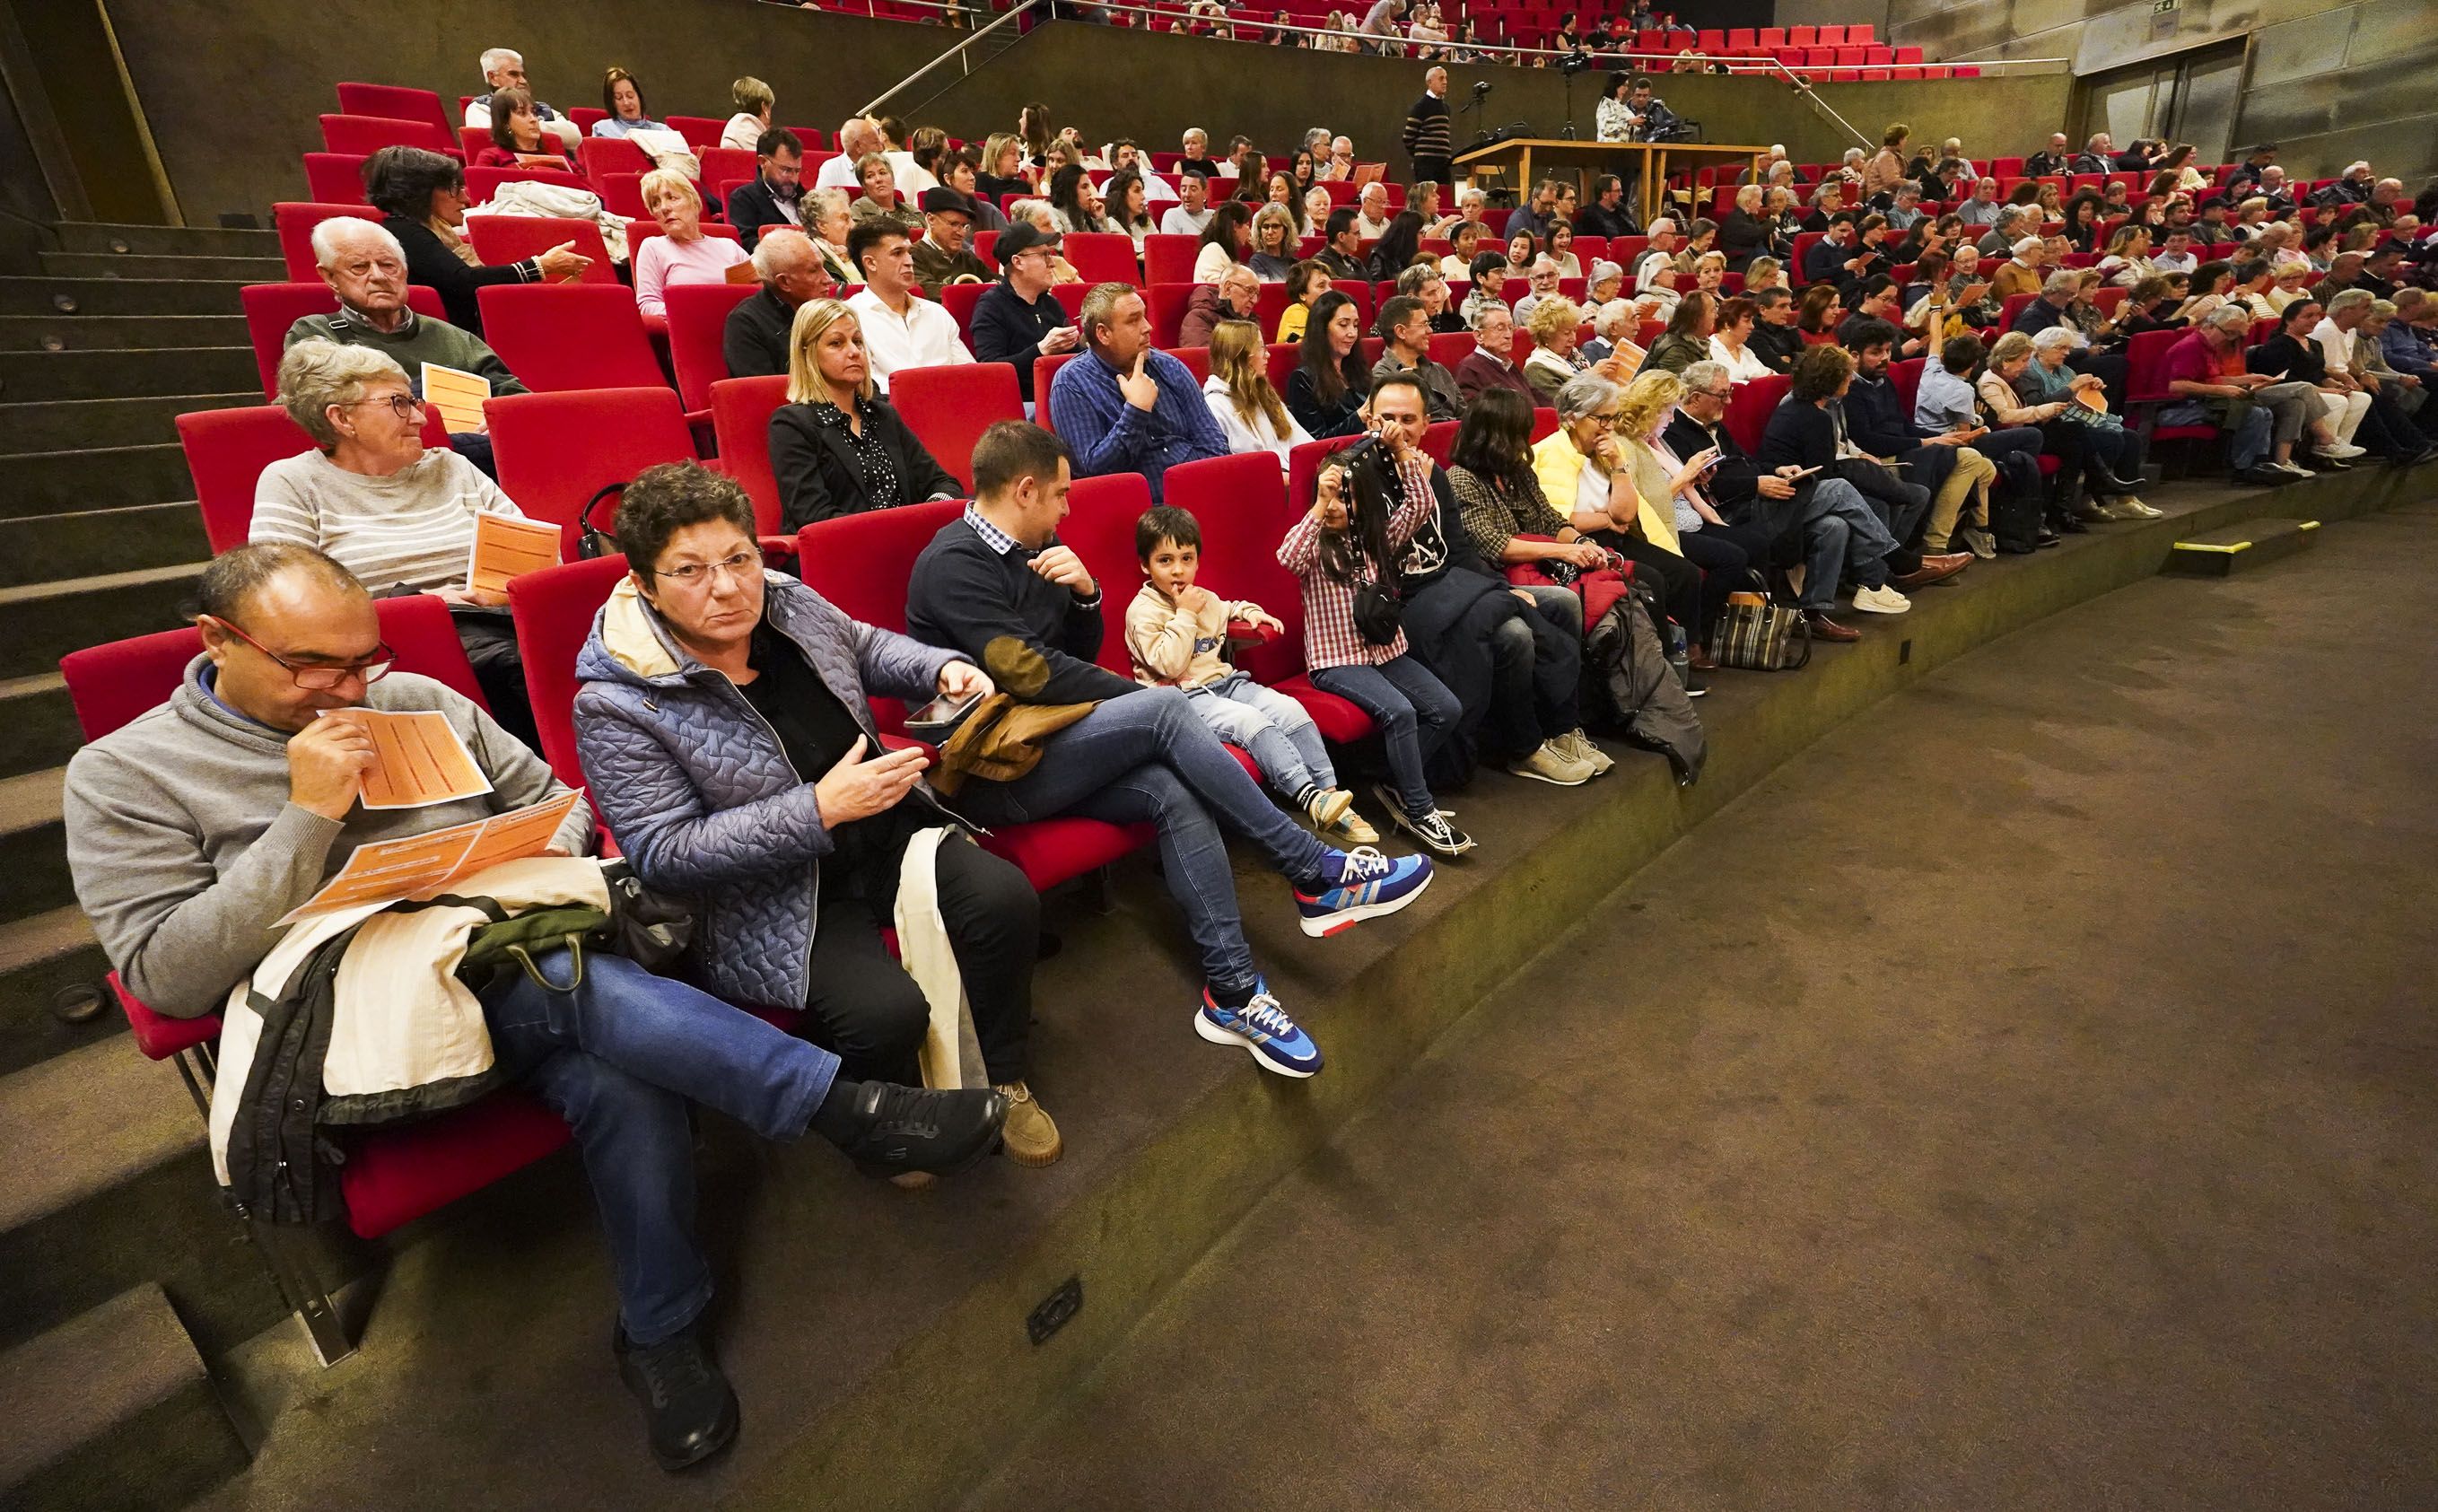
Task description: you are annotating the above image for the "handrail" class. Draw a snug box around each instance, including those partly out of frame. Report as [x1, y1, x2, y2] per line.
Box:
[852, 0, 1044, 118]
[1767, 57, 1873, 152]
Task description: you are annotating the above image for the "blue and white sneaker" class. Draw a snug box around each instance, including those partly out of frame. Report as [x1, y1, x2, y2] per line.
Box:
[1293, 845, 1434, 938]
[1196, 981, 1324, 1079]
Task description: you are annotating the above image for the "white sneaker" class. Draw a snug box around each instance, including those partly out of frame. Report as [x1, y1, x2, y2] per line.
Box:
[1850, 584, 1911, 615]
[2322, 441, 2367, 459]
[1508, 740, 1596, 787]
[2273, 459, 2312, 476]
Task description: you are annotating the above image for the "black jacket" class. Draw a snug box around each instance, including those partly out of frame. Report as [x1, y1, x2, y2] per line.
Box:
[1758, 394, 1840, 474]
[1718, 209, 1777, 271]
[970, 282, 1070, 401]
[1287, 363, 1368, 439]
[770, 398, 962, 533]
[382, 214, 535, 336]
[1315, 247, 1366, 282]
[1746, 319, 1804, 375]
[726, 178, 802, 251]
[1840, 369, 1929, 458]
[1665, 409, 1763, 513]
[2247, 331, 2325, 387]
[1802, 234, 1855, 285]
[1577, 202, 1638, 240]
[721, 285, 797, 380]
[2023, 152, 2072, 179]
[905, 516, 1135, 707]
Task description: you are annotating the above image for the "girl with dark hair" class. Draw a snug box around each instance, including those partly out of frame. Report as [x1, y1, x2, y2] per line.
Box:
[1047, 163, 1109, 234]
[476, 87, 572, 169]
[2060, 191, 2105, 253]
[1445, 389, 1615, 689]
[1366, 211, 1424, 281]
[364, 145, 590, 334]
[1286, 292, 1371, 437]
[1193, 201, 1254, 282]
[1105, 169, 1157, 253]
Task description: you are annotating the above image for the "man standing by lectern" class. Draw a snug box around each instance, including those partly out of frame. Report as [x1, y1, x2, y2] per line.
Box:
[1403, 66, 1454, 189]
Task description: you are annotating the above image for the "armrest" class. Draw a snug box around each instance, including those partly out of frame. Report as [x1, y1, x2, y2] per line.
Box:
[112, 972, 223, 1060]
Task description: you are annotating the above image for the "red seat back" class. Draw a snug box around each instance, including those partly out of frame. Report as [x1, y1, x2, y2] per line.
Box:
[1724, 373, 1790, 456]
[505, 554, 632, 788]
[697, 147, 757, 188]
[176, 398, 446, 552]
[1032, 353, 1081, 432]
[1999, 293, 2037, 329]
[274, 202, 384, 280]
[1062, 473, 1158, 676]
[708, 375, 792, 534]
[1143, 235, 1201, 286]
[940, 282, 988, 345]
[2125, 328, 2184, 403]
[464, 216, 618, 285]
[487, 388, 699, 557]
[794, 498, 965, 730]
[1161, 450, 1303, 681]
[667, 281, 759, 413]
[319, 114, 459, 158]
[302, 153, 371, 205]
[476, 283, 666, 392]
[575, 135, 649, 184]
[665, 115, 727, 151]
[887, 363, 1025, 492]
[335, 83, 451, 136]
[1148, 284, 1197, 347]
[1062, 232, 1141, 287]
[240, 280, 449, 399]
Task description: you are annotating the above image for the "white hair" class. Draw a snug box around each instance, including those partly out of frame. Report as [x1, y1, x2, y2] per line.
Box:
[479, 47, 522, 74]
[310, 215, 403, 268]
[277, 338, 409, 449]
[2013, 236, 2047, 258]
[1594, 298, 1638, 338]
[1647, 217, 1677, 238]
[2030, 326, 2083, 354]
[750, 227, 817, 281]
[1680, 358, 1730, 391]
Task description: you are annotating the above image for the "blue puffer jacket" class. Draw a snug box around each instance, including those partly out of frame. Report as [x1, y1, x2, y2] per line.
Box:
[572, 571, 960, 1009]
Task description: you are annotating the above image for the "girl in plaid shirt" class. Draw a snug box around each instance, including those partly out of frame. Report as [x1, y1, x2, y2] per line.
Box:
[1278, 446, 1472, 856]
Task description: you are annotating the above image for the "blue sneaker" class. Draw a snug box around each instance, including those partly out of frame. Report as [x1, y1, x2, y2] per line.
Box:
[1294, 845, 1433, 938]
[1196, 982, 1324, 1079]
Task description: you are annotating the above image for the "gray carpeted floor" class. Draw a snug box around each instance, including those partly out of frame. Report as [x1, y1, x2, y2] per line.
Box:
[961, 507, 2438, 1512]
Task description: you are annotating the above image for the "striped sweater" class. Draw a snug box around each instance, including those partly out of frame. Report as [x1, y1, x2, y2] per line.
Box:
[1402, 92, 1451, 164]
[251, 448, 527, 595]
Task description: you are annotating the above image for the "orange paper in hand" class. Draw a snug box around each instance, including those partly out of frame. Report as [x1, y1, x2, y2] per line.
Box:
[323, 708, 494, 810]
[467, 512, 561, 597]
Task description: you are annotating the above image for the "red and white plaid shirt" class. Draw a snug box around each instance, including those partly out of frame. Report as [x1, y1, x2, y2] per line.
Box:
[1277, 448, 1437, 670]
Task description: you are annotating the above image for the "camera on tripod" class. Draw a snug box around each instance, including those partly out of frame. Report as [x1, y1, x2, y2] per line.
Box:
[1558, 52, 1592, 76]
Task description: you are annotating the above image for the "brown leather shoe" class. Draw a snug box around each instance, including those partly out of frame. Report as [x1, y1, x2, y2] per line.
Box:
[1804, 611, 1861, 642]
[1891, 553, 1970, 590]
[1686, 644, 1717, 672]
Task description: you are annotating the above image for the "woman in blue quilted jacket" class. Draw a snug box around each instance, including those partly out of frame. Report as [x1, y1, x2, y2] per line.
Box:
[572, 462, 1062, 1172]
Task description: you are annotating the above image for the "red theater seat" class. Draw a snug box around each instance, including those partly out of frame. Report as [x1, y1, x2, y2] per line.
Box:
[665, 281, 759, 416]
[302, 153, 371, 205]
[335, 83, 452, 136]
[476, 283, 667, 394]
[507, 554, 633, 789]
[1723, 373, 1791, 457]
[179, 399, 445, 550]
[239, 280, 449, 399]
[708, 374, 794, 540]
[887, 363, 1026, 492]
[487, 387, 700, 558]
[465, 216, 619, 286]
[274, 201, 383, 279]
[319, 113, 458, 158]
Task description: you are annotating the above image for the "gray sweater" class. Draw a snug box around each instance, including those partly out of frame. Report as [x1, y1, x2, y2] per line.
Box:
[63, 658, 592, 1018]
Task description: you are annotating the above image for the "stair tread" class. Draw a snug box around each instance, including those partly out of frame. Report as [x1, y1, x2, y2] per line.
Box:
[0, 561, 205, 607]
[0, 671, 66, 700]
[0, 389, 256, 412]
[2175, 518, 2319, 550]
[0, 1035, 205, 1234]
[0, 441, 182, 464]
[0, 1282, 213, 1486]
[4, 500, 200, 528]
[0, 906, 98, 975]
[0, 767, 63, 836]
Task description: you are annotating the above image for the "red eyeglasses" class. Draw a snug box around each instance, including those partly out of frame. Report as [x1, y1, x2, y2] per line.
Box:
[205, 616, 394, 690]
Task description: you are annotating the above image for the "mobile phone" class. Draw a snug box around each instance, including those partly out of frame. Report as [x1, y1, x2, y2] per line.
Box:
[904, 690, 983, 738]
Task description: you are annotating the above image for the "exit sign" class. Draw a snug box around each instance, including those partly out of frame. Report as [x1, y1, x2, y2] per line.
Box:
[2152, 0, 2177, 11]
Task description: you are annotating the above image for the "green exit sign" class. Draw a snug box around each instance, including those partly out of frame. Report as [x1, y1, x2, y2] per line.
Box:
[2152, 0, 2177, 11]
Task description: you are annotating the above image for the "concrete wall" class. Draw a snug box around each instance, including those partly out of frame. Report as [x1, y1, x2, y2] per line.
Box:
[95, 0, 2073, 222]
[1872, 0, 2434, 181]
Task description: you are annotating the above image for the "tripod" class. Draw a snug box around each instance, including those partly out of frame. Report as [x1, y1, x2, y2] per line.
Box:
[1559, 67, 1580, 140]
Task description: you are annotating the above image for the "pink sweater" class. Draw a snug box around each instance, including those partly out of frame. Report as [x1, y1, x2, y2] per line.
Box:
[634, 232, 749, 319]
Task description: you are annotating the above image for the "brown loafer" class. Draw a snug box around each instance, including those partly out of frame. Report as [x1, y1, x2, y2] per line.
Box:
[1891, 554, 1970, 590]
[1686, 644, 1717, 671]
[1804, 611, 1861, 642]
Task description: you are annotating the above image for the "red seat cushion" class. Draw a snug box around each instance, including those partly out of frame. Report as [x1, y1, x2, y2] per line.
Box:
[978, 815, 1154, 891]
[1274, 674, 1375, 743]
[337, 1092, 573, 1239]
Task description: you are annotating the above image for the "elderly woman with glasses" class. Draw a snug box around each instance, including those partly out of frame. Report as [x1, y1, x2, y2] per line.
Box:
[572, 461, 1060, 1172]
[1529, 371, 1702, 674]
[252, 338, 543, 745]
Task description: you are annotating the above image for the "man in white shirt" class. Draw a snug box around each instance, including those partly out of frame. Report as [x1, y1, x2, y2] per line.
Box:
[815, 118, 885, 192]
[1107, 141, 1177, 204]
[1161, 173, 1215, 237]
[1355, 182, 1394, 240]
[2151, 230, 2198, 276]
[464, 47, 580, 151]
[1634, 219, 1679, 294]
[843, 223, 974, 392]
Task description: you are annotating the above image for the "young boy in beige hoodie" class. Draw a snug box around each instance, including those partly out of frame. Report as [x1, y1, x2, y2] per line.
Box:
[1123, 505, 1373, 843]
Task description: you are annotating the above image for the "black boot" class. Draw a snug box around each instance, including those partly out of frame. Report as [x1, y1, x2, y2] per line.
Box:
[616, 1323, 740, 1471]
[817, 1080, 1008, 1176]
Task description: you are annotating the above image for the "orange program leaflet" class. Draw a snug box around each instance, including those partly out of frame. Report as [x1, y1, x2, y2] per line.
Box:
[275, 790, 583, 925]
[467, 511, 561, 598]
[421, 362, 491, 434]
[324, 709, 494, 810]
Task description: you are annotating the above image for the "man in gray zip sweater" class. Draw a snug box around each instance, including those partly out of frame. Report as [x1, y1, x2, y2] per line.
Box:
[62, 543, 1007, 1472]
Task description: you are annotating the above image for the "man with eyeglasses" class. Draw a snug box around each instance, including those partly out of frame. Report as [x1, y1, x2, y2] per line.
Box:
[971, 222, 1080, 409]
[64, 542, 1009, 1473]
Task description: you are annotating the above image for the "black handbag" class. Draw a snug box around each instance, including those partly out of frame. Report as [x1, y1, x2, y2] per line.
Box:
[578, 481, 627, 560]
[1351, 578, 1404, 644]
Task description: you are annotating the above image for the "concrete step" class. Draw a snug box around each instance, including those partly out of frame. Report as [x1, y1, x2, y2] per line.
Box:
[0, 502, 211, 589]
[2164, 516, 2320, 576]
[0, 766, 68, 929]
[0, 562, 205, 681]
[38, 250, 285, 283]
[0, 905, 120, 1079]
[0, 345, 258, 405]
[0, 1283, 249, 1512]
[0, 391, 256, 454]
[52, 221, 278, 258]
[0, 313, 249, 352]
[0, 672, 83, 781]
[0, 276, 250, 319]
[0, 442, 197, 518]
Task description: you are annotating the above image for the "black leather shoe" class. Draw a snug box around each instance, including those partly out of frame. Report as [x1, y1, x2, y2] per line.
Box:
[829, 1082, 1007, 1176]
[616, 1324, 740, 1472]
[2234, 464, 2299, 486]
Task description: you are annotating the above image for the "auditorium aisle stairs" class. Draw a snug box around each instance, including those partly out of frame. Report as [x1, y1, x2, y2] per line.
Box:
[0, 221, 283, 1512]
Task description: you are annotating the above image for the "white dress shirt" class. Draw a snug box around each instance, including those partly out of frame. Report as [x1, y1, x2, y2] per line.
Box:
[846, 287, 974, 391]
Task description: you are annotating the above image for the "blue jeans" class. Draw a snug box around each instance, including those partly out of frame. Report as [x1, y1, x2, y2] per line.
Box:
[951, 686, 1332, 994]
[1796, 476, 1900, 607]
[1309, 656, 1460, 818]
[1187, 670, 1337, 798]
[483, 949, 841, 1346]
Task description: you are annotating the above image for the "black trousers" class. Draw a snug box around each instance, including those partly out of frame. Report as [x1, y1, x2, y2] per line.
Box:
[1678, 522, 1775, 640]
[1593, 529, 1701, 642]
[804, 837, 1038, 1087]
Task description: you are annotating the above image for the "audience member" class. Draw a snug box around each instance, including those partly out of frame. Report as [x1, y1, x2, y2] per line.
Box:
[285, 219, 525, 404]
[769, 302, 960, 530]
[1744, 286, 1804, 374]
[1910, 331, 2053, 547]
[593, 66, 666, 139]
[1641, 292, 1714, 375]
[723, 229, 835, 380]
[1757, 346, 1918, 623]
[473, 87, 572, 170]
[727, 128, 810, 250]
[843, 223, 974, 391]
[2011, 328, 2157, 514]
[1160, 172, 1216, 236]
[1047, 284, 1229, 501]
[2157, 306, 2321, 484]
[970, 223, 1080, 406]
[717, 76, 773, 151]
[1840, 321, 1997, 556]
[363, 147, 588, 335]
[1455, 302, 1532, 406]
[1522, 297, 1588, 402]
[634, 170, 749, 322]
[910, 188, 993, 297]
[1372, 293, 1464, 420]
[1287, 291, 1373, 437]
[1201, 318, 1314, 468]
[464, 47, 579, 149]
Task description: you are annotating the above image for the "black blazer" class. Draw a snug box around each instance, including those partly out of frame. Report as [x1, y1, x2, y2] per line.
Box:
[1718, 209, 1777, 270]
[726, 178, 799, 251]
[382, 214, 534, 336]
[770, 398, 962, 533]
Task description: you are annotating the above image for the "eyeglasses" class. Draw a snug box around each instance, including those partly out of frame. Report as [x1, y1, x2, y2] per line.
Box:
[347, 393, 424, 421]
[648, 550, 762, 589]
[206, 617, 394, 690]
[1690, 388, 1733, 401]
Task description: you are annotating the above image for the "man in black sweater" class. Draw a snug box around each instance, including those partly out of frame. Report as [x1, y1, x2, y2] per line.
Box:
[1745, 287, 1806, 374]
[904, 422, 1433, 1079]
[967, 223, 1080, 408]
[1839, 319, 1999, 558]
[1401, 65, 1454, 188]
[721, 229, 834, 380]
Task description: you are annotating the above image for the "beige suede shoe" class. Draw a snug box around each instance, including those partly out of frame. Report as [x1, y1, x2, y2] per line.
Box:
[994, 1081, 1063, 1167]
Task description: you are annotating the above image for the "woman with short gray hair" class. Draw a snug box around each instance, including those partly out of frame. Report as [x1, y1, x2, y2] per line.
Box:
[1527, 370, 1702, 671]
[254, 338, 542, 742]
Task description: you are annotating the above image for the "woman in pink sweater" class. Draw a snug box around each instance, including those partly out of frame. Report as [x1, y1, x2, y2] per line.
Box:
[634, 169, 748, 322]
